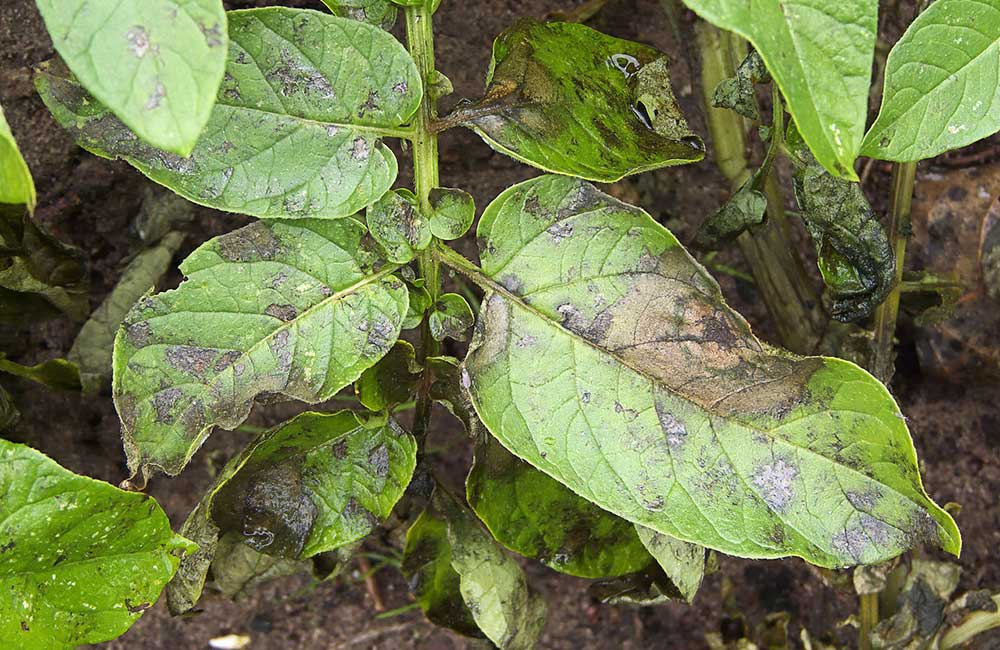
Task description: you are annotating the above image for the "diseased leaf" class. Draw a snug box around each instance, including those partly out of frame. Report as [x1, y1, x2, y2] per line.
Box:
[403, 278, 433, 330]
[863, 0, 1000, 162]
[0, 384, 18, 432]
[0, 288, 61, 325]
[683, 0, 877, 179]
[429, 293, 474, 342]
[69, 231, 185, 393]
[0, 354, 81, 392]
[36, 8, 422, 220]
[0, 440, 194, 649]
[462, 174, 960, 569]
[112, 218, 409, 479]
[168, 411, 415, 613]
[694, 174, 767, 249]
[33, 0, 228, 156]
[712, 50, 768, 120]
[871, 560, 961, 649]
[320, 0, 397, 30]
[427, 355, 476, 434]
[791, 150, 895, 322]
[355, 340, 421, 411]
[428, 188, 475, 241]
[899, 271, 963, 327]
[403, 487, 547, 648]
[0, 104, 35, 209]
[0, 205, 88, 322]
[467, 434, 653, 579]
[211, 532, 306, 600]
[459, 19, 703, 182]
[366, 189, 431, 264]
[634, 525, 705, 603]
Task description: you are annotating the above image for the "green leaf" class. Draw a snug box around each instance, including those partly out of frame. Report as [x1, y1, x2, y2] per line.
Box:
[402, 487, 547, 648]
[33, 0, 228, 156]
[428, 188, 475, 241]
[168, 411, 415, 612]
[458, 19, 703, 182]
[467, 434, 653, 578]
[0, 354, 81, 392]
[36, 8, 422, 220]
[863, 0, 1000, 161]
[403, 278, 433, 330]
[355, 340, 421, 411]
[429, 293, 474, 342]
[0, 105, 35, 209]
[112, 218, 408, 479]
[68, 231, 185, 393]
[462, 174, 960, 569]
[791, 150, 895, 322]
[320, 0, 397, 30]
[683, 0, 877, 179]
[634, 525, 705, 603]
[366, 189, 431, 264]
[0, 440, 194, 649]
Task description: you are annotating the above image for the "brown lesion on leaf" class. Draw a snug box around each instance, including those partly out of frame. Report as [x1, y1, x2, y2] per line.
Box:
[165, 346, 218, 377]
[216, 223, 284, 263]
[264, 303, 299, 322]
[152, 387, 183, 424]
[368, 444, 390, 478]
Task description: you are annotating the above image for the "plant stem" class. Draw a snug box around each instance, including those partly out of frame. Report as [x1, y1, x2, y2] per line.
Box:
[859, 592, 878, 650]
[405, 1, 441, 439]
[870, 161, 916, 383]
[694, 23, 824, 354]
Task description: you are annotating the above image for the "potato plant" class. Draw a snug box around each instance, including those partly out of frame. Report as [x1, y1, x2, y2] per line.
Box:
[1, 0, 999, 648]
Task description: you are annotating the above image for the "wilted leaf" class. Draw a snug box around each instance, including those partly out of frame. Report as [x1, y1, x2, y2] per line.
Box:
[355, 340, 421, 411]
[168, 411, 415, 613]
[37, 8, 422, 220]
[694, 173, 767, 249]
[426, 355, 476, 433]
[467, 434, 653, 578]
[862, 0, 1000, 162]
[321, 0, 397, 30]
[0, 354, 81, 391]
[712, 50, 768, 120]
[403, 487, 547, 648]
[33, 0, 227, 156]
[871, 560, 961, 649]
[69, 231, 185, 393]
[429, 293, 474, 342]
[459, 19, 703, 182]
[635, 525, 705, 603]
[462, 174, 959, 569]
[428, 188, 475, 241]
[791, 149, 895, 321]
[211, 532, 306, 600]
[0, 439, 194, 649]
[113, 218, 408, 479]
[899, 271, 962, 327]
[683, 0, 877, 179]
[366, 189, 431, 264]
[0, 104, 35, 209]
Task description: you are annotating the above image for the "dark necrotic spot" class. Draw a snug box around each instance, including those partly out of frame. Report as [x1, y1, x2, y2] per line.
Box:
[165, 346, 217, 377]
[265, 303, 298, 322]
[153, 387, 183, 424]
[368, 444, 389, 478]
[125, 321, 154, 348]
[217, 224, 284, 262]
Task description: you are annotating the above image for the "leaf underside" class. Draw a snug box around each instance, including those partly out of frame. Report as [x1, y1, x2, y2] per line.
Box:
[862, 0, 1000, 161]
[113, 218, 408, 478]
[463, 174, 960, 569]
[0, 440, 192, 649]
[36, 8, 422, 220]
[683, 0, 877, 179]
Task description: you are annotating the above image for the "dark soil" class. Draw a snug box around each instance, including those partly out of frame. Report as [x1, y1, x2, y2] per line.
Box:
[2, 1, 998, 649]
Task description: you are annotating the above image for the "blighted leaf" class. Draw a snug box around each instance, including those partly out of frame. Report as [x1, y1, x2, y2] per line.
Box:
[0, 384, 18, 432]
[0, 205, 88, 321]
[0, 354, 81, 391]
[366, 189, 431, 264]
[694, 174, 767, 249]
[429, 293, 474, 342]
[0, 104, 35, 209]
[427, 356, 476, 434]
[871, 560, 961, 649]
[33, 0, 227, 156]
[899, 271, 962, 327]
[69, 231, 185, 393]
[133, 187, 196, 246]
[168, 411, 415, 613]
[113, 218, 408, 478]
[468, 434, 652, 578]
[863, 0, 1000, 162]
[403, 487, 547, 648]
[0, 288, 61, 325]
[210, 531, 306, 600]
[937, 590, 1000, 649]
[0, 440, 194, 649]
[791, 151, 895, 321]
[634, 525, 705, 603]
[683, 0, 876, 179]
[712, 50, 768, 120]
[36, 8, 422, 220]
[462, 174, 960, 569]
[355, 340, 421, 411]
[428, 188, 475, 241]
[458, 20, 703, 182]
[403, 278, 433, 330]
[320, 0, 397, 30]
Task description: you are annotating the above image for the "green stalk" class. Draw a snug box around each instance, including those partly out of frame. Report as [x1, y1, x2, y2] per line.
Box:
[405, 1, 441, 438]
[859, 592, 879, 650]
[870, 161, 916, 384]
[695, 23, 824, 354]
